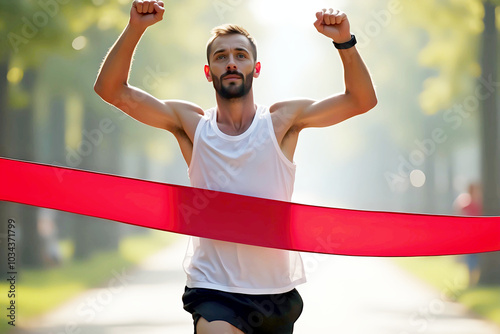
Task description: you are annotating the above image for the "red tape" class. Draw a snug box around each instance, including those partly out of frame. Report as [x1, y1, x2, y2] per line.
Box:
[1, 157, 499, 256]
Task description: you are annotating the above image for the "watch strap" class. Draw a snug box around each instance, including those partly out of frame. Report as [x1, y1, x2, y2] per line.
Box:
[333, 34, 357, 49]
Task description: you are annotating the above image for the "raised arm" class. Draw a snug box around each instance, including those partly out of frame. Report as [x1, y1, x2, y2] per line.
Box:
[93, 0, 202, 134]
[274, 9, 377, 131]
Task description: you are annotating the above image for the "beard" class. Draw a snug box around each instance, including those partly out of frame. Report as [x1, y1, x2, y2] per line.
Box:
[212, 70, 254, 100]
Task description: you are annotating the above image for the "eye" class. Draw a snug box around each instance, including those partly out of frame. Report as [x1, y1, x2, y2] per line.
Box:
[216, 54, 226, 60]
[237, 54, 246, 59]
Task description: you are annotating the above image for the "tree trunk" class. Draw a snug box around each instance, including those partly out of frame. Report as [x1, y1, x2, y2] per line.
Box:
[478, 0, 500, 286]
[72, 100, 122, 258]
[72, 103, 96, 260]
[14, 69, 45, 268]
[0, 61, 10, 279]
[0, 63, 43, 271]
[0, 61, 9, 155]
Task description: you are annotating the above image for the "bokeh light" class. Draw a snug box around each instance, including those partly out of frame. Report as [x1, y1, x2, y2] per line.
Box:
[7, 67, 24, 84]
[72, 36, 88, 50]
[410, 169, 426, 188]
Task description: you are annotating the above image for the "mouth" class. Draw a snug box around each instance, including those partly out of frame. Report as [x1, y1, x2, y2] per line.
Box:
[222, 73, 243, 81]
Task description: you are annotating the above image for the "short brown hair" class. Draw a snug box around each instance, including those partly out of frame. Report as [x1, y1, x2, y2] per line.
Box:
[206, 24, 257, 63]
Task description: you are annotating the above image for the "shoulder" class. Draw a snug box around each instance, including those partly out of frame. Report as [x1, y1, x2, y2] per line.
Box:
[161, 100, 205, 140]
[164, 99, 205, 117]
[269, 98, 316, 131]
[270, 99, 315, 116]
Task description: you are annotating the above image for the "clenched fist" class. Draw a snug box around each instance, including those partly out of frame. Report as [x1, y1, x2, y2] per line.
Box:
[314, 9, 351, 43]
[129, 0, 165, 30]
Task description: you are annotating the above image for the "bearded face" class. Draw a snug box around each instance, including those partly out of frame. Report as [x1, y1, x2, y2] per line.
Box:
[205, 34, 260, 99]
[211, 69, 254, 100]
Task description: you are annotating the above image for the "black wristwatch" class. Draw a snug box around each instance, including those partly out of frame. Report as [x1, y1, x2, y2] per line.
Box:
[332, 35, 357, 49]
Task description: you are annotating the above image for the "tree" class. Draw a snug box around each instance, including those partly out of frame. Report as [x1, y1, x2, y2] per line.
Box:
[401, 0, 500, 284]
[478, 0, 500, 285]
[0, 0, 127, 267]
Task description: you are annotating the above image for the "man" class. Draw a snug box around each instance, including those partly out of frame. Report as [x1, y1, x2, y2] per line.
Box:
[94, 1, 377, 333]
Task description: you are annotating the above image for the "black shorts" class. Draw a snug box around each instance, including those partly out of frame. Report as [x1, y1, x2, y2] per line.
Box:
[182, 286, 304, 334]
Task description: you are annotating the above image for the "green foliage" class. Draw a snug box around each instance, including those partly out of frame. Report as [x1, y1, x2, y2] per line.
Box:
[1, 0, 128, 66]
[402, 0, 485, 115]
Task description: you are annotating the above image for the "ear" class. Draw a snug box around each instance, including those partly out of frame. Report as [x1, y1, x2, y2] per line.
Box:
[254, 62, 261, 78]
[204, 65, 212, 82]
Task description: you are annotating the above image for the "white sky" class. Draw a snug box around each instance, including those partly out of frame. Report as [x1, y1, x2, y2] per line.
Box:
[249, 0, 348, 28]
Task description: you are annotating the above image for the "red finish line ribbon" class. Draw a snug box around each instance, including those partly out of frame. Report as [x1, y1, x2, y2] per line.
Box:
[1, 157, 499, 256]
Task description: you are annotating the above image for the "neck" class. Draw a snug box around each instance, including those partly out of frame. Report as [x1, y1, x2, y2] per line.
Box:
[215, 89, 257, 136]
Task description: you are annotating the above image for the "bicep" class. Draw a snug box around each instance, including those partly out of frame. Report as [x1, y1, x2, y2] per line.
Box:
[294, 94, 365, 129]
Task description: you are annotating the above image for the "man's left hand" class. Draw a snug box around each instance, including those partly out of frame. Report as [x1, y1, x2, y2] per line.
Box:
[314, 8, 351, 43]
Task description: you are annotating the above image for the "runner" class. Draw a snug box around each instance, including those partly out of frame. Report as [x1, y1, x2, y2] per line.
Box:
[93, 1, 377, 333]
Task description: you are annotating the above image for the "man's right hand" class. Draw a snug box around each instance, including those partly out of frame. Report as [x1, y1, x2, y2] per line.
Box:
[129, 0, 165, 30]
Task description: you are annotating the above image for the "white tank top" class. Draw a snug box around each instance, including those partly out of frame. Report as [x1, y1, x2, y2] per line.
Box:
[183, 105, 306, 294]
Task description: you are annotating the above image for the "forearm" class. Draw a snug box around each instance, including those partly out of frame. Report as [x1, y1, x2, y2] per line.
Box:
[94, 24, 146, 100]
[338, 46, 377, 109]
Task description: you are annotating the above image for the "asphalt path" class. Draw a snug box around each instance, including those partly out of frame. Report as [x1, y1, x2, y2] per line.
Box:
[12, 236, 500, 334]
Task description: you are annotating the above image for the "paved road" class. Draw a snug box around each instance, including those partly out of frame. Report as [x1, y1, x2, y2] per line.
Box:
[13, 236, 500, 334]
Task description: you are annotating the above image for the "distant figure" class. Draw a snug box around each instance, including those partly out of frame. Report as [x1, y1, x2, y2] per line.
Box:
[454, 183, 482, 286]
[37, 209, 63, 266]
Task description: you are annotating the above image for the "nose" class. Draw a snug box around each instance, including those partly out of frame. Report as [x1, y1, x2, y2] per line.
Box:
[226, 54, 237, 71]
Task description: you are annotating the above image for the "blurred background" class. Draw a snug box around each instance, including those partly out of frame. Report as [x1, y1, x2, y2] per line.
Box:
[0, 0, 499, 333]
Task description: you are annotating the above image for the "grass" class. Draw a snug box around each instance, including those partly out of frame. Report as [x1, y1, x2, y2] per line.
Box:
[394, 256, 500, 327]
[394, 256, 469, 293]
[0, 230, 177, 332]
[460, 287, 500, 325]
